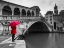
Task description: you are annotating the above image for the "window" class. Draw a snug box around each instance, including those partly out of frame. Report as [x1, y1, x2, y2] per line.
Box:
[50, 16, 52, 17]
[63, 24, 64, 26]
[50, 18, 52, 21]
[50, 22, 52, 24]
[54, 22, 56, 29]
[46, 19, 48, 21]
[46, 16, 48, 18]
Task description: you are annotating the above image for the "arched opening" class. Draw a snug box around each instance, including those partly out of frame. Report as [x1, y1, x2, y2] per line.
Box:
[54, 22, 56, 29]
[26, 21, 49, 33]
[22, 9, 26, 16]
[14, 8, 20, 15]
[2, 5, 12, 15]
[32, 11, 34, 16]
[27, 10, 31, 16]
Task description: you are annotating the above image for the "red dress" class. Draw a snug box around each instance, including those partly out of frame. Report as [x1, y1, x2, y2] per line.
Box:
[11, 26, 16, 34]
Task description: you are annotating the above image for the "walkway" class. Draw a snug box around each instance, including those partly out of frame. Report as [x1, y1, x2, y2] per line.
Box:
[0, 35, 11, 43]
[0, 36, 26, 48]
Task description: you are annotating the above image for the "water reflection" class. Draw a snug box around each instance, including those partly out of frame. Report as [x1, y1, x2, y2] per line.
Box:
[18, 32, 64, 48]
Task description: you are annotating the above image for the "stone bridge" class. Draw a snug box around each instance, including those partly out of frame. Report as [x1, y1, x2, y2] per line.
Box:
[0, 0, 53, 36]
[0, 16, 53, 36]
[16, 17, 53, 35]
[23, 21, 52, 35]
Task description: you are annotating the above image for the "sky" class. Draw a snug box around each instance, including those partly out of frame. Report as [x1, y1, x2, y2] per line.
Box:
[4, 0, 64, 17]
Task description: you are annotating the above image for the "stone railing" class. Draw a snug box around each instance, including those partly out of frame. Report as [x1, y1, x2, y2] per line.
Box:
[0, 15, 41, 21]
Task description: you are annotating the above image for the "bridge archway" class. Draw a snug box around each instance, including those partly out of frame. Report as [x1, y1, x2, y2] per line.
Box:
[2, 5, 12, 15]
[24, 21, 50, 34]
[31, 11, 34, 16]
[27, 10, 31, 16]
[22, 9, 26, 16]
[14, 8, 20, 15]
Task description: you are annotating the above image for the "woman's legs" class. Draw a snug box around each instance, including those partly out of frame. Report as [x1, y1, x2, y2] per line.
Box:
[12, 34, 15, 42]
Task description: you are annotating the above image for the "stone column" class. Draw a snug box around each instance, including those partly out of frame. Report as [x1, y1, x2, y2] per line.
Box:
[0, 4, 2, 15]
[8, 25, 9, 35]
[20, 9, 22, 16]
[31, 12, 32, 16]
[3, 25, 6, 35]
[0, 9, 2, 15]
[26, 11, 27, 16]
[12, 9, 14, 16]
[12, 10, 14, 20]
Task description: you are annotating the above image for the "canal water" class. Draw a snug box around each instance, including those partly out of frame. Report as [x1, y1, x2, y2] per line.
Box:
[18, 32, 64, 48]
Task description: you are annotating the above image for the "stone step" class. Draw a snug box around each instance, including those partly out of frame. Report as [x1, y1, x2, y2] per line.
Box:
[14, 40, 26, 48]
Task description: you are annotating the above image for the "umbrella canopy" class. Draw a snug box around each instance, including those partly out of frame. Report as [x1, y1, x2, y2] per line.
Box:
[9, 20, 20, 26]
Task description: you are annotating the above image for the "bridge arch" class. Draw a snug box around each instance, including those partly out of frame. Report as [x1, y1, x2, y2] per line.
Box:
[2, 5, 12, 15]
[14, 7, 20, 15]
[31, 11, 34, 16]
[22, 9, 26, 16]
[27, 10, 31, 16]
[23, 21, 50, 34]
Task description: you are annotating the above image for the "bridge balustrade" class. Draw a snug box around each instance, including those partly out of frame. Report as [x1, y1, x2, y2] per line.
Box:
[0, 15, 41, 22]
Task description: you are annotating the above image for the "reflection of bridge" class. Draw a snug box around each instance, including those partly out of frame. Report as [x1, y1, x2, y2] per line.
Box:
[0, 15, 53, 35]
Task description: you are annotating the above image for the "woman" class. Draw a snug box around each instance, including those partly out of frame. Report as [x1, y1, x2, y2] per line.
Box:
[11, 26, 16, 42]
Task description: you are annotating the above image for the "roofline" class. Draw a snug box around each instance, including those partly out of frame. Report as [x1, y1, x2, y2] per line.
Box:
[1, 0, 35, 10]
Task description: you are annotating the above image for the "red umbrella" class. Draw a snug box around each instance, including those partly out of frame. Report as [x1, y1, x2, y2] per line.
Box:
[9, 20, 20, 26]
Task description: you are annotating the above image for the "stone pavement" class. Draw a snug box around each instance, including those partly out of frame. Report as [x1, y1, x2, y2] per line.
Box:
[0, 35, 11, 43]
[0, 36, 26, 48]
[14, 40, 26, 48]
[0, 43, 15, 48]
[0, 35, 15, 48]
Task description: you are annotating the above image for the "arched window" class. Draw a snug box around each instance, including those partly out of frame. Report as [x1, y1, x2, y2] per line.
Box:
[54, 22, 56, 29]
[2, 5, 12, 15]
[22, 9, 26, 16]
[27, 10, 31, 16]
[32, 11, 34, 16]
[14, 8, 20, 15]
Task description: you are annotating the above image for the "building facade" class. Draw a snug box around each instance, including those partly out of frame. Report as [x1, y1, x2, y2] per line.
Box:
[53, 15, 63, 31]
[45, 4, 64, 32]
[53, 4, 63, 31]
[45, 11, 54, 26]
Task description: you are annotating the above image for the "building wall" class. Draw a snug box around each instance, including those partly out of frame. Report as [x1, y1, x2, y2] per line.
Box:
[53, 16, 63, 31]
[45, 14, 54, 26]
[54, 16, 62, 27]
